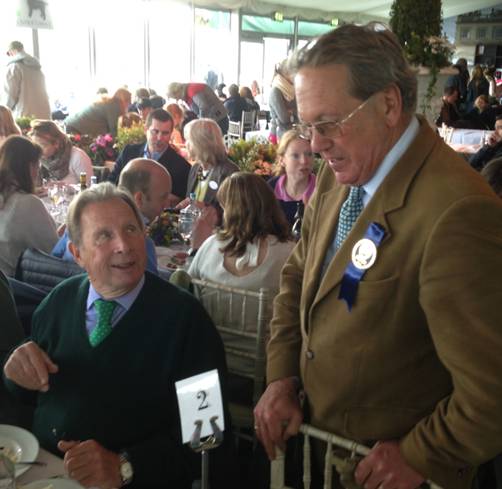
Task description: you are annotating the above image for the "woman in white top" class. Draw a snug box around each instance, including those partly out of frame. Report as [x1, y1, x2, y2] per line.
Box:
[0, 136, 58, 276]
[29, 119, 93, 185]
[189, 172, 294, 400]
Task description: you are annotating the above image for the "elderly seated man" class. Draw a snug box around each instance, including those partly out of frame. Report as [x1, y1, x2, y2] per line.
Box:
[3, 183, 233, 489]
[52, 158, 170, 275]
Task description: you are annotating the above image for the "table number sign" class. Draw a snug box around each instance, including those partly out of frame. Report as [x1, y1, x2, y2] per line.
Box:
[175, 369, 224, 444]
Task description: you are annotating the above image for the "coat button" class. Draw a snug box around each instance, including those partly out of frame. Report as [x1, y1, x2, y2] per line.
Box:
[306, 350, 314, 360]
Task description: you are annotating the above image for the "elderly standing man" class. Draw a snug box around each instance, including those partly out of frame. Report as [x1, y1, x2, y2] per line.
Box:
[254, 23, 502, 489]
[3, 41, 51, 119]
[109, 109, 190, 207]
[4, 182, 233, 489]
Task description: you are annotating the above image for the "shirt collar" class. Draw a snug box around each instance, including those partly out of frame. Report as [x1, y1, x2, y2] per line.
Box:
[87, 275, 145, 312]
[362, 116, 419, 205]
[144, 143, 167, 162]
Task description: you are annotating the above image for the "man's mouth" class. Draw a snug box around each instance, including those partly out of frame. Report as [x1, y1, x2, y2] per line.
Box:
[111, 261, 135, 270]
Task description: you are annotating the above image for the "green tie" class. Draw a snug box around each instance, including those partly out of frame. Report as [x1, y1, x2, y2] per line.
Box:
[334, 186, 365, 250]
[90, 299, 117, 347]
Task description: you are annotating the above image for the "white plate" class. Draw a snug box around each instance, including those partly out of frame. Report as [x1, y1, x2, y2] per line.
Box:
[0, 425, 39, 478]
[22, 479, 84, 489]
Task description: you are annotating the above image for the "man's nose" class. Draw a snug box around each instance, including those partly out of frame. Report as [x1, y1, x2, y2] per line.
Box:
[310, 130, 331, 154]
[113, 233, 132, 252]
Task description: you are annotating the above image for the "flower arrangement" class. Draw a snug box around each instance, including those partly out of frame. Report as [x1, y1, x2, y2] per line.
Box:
[115, 123, 146, 154]
[88, 133, 117, 165]
[147, 210, 182, 246]
[227, 139, 277, 176]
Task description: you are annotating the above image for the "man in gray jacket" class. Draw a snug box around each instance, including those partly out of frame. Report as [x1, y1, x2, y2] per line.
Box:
[4, 41, 50, 119]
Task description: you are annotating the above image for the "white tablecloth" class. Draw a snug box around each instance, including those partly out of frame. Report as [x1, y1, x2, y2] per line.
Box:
[17, 447, 83, 487]
[245, 129, 270, 142]
[449, 129, 489, 145]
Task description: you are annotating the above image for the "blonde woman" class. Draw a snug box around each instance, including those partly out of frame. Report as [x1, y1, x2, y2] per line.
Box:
[0, 105, 21, 146]
[268, 129, 316, 224]
[182, 118, 238, 208]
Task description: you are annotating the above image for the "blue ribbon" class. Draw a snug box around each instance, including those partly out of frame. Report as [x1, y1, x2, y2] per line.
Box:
[338, 222, 386, 311]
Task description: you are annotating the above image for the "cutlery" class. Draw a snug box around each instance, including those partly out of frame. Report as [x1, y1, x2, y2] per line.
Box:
[15, 461, 47, 466]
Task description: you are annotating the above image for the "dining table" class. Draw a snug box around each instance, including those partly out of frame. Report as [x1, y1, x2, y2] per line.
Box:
[16, 447, 84, 488]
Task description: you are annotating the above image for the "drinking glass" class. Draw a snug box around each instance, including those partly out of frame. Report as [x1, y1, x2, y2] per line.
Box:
[178, 215, 194, 250]
[0, 453, 16, 489]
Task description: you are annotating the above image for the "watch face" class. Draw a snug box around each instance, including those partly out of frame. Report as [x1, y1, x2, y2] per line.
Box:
[121, 460, 133, 480]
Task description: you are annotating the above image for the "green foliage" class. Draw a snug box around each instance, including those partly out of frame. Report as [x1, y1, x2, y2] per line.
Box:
[390, 0, 442, 51]
[390, 0, 454, 114]
[390, 0, 453, 70]
[15, 115, 35, 134]
[115, 123, 147, 153]
[227, 138, 276, 175]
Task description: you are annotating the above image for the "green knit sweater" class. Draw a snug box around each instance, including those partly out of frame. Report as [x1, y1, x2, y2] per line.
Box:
[5, 272, 232, 488]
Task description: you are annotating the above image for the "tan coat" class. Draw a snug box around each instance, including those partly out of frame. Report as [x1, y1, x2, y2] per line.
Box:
[4, 52, 50, 119]
[267, 116, 502, 489]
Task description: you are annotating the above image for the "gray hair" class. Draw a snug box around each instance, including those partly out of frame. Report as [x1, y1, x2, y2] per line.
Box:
[184, 118, 227, 167]
[289, 23, 417, 114]
[67, 182, 144, 246]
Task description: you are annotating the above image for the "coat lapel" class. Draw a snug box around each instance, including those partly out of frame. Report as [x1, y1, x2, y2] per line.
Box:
[310, 116, 439, 309]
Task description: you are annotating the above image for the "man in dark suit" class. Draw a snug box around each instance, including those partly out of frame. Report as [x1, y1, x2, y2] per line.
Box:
[109, 109, 190, 207]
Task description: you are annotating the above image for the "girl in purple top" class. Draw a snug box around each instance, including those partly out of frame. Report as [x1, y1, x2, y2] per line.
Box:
[268, 129, 316, 225]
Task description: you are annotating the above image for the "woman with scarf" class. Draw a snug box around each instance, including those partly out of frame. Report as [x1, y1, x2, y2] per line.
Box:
[29, 120, 93, 185]
[268, 60, 298, 143]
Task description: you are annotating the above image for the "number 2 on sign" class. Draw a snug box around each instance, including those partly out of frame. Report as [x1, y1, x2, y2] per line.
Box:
[197, 390, 209, 410]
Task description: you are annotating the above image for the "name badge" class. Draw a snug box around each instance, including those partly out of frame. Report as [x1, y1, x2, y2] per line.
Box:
[338, 222, 385, 311]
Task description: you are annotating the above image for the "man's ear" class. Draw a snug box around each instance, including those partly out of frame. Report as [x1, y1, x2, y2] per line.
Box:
[380, 83, 402, 127]
[134, 191, 145, 209]
[68, 241, 84, 268]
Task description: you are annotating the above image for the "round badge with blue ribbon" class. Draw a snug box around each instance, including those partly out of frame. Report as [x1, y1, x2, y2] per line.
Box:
[338, 222, 386, 311]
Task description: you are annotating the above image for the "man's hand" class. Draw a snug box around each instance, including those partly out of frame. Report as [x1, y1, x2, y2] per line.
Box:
[3, 341, 58, 392]
[488, 132, 502, 147]
[354, 440, 425, 489]
[58, 439, 122, 489]
[253, 377, 303, 460]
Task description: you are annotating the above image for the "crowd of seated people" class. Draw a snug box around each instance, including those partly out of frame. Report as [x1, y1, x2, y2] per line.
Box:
[438, 63, 501, 130]
[0, 78, 310, 489]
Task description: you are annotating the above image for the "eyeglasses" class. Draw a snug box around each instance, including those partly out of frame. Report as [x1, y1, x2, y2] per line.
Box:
[294, 95, 374, 141]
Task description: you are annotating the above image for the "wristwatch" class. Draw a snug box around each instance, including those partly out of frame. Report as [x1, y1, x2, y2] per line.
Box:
[119, 452, 134, 486]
